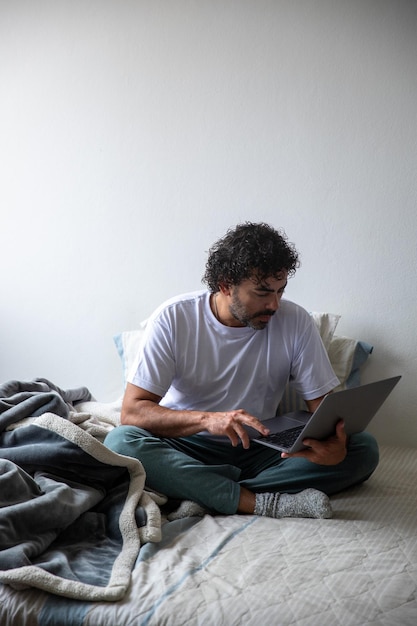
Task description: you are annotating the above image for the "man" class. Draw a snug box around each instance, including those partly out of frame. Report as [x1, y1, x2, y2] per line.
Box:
[105, 222, 379, 520]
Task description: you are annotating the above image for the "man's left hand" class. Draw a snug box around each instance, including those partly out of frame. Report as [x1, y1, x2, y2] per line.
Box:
[280, 420, 347, 465]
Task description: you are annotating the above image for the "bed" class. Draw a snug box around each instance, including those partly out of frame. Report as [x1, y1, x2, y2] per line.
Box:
[1, 314, 416, 626]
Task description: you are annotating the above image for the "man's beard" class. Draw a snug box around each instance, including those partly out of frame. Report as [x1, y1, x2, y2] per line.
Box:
[229, 291, 276, 330]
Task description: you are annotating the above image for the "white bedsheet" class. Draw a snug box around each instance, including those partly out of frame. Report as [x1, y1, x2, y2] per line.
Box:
[104, 445, 417, 625]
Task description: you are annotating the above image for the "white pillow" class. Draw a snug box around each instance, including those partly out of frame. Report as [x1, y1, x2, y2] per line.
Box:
[113, 329, 146, 386]
[310, 311, 341, 349]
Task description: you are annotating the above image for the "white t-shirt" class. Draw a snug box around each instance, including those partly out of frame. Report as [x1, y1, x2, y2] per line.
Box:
[130, 291, 339, 423]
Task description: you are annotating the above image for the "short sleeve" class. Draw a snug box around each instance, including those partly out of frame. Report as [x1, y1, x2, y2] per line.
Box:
[129, 312, 176, 398]
[289, 316, 340, 400]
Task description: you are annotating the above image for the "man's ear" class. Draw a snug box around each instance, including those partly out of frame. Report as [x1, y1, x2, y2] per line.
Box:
[218, 282, 232, 296]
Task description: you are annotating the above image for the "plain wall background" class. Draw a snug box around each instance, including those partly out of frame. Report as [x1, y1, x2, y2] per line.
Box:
[1, 0, 416, 447]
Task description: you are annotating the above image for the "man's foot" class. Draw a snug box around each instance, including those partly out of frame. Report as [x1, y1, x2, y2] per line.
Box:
[254, 488, 332, 519]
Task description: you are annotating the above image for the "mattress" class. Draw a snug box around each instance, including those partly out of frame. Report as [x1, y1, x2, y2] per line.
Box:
[0, 444, 416, 626]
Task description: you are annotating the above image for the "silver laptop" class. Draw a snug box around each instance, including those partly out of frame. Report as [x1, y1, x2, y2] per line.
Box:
[251, 376, 401, 453]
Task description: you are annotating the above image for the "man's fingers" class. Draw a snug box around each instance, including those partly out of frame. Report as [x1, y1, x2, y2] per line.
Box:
[282, 419, 348, 464]
[335, 419, 346, 439]
[234, 422, 252, 448]
[215, 409, 271, 449]
[239, 414, 270, 437]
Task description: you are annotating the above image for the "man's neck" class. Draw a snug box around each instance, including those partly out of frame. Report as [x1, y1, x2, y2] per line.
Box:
[211, 292, 244, 327]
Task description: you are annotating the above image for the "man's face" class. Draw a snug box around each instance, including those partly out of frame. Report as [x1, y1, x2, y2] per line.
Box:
[227, 272, 288, 330]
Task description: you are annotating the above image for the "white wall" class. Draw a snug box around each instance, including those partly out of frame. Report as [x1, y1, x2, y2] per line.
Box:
[1, 0, 416, 447]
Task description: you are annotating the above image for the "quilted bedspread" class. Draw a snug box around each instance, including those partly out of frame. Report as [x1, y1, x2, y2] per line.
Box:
[1, 444, 416, 626]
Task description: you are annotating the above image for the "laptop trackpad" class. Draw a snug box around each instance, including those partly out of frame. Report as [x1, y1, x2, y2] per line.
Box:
[266, 412, 310, 431]
[247, 411, 310, 439]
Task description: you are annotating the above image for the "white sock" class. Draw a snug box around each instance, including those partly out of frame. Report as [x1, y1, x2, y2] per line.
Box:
[254, 488, 332, 519]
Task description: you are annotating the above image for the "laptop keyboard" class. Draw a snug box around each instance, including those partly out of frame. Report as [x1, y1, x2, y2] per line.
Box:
[259, 425, 304, 448]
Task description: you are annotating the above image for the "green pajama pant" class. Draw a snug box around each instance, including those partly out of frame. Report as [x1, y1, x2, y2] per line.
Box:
[104, 426, 379, 514]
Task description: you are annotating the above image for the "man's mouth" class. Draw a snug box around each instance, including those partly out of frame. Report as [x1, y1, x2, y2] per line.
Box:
[257, 311, 275, 318]
[255, 311, 275, 323]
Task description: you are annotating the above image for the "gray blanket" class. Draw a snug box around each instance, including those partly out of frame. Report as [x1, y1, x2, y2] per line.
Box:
[0, 381, 162, 601]
[0, 378, 92, 430]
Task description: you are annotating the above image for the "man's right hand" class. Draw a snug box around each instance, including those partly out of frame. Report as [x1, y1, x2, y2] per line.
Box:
[202, 409, 270, 449]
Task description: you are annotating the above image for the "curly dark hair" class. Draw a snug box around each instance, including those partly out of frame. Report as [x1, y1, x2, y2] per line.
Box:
[202, 222, 300, 292]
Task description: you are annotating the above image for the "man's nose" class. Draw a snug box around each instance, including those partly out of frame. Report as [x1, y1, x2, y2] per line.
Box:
[267, 295, 280, 311]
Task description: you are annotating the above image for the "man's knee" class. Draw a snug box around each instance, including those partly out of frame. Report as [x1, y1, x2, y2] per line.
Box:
[348, 431, 380, 482]
[104, 425, 147, 457]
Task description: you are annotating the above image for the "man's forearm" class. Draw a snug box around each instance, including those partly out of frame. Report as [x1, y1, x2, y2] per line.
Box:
[120, 382, 270, 447]
[121, 399, 208, 437]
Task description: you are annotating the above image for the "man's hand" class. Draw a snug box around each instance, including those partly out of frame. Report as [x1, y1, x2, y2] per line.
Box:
[204, 409, 270, 449]
[280, 420, 348, 465]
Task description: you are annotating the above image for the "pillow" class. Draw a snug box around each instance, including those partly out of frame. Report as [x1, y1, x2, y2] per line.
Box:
[330, 337, 373, 390]
[310, 311, 341, 349]
[113, 329, 146, 386]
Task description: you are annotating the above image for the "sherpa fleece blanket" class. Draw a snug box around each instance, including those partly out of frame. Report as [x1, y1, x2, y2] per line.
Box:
[0, 390, 163, 601]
